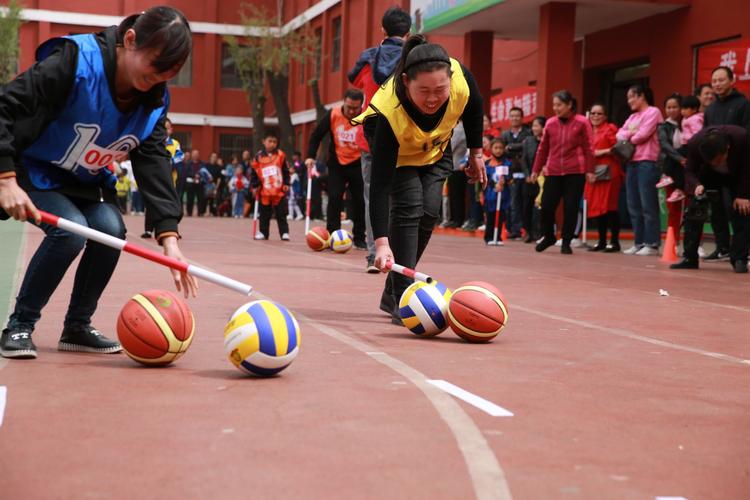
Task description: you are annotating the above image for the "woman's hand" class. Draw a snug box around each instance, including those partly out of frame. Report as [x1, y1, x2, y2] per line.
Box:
[695, 185, 705, 197]
[0, 176, 40, 223]
[162, 236, 198, 298]
[465, 155, 488, 189]
[529, 172, 539, 184]
[374, 237, 394, 273]
[586, 172, 597, 183]
[734, 197, 750, 216]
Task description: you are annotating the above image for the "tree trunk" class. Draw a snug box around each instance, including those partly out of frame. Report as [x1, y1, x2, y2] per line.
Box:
[267, 70, 295, 161]
[309, 78, 330, 162]
[248, 77, 266, 154]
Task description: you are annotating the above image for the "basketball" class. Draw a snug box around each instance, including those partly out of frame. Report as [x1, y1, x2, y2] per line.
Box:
[447, 281, 508, 342]
[329, 229, 353, 253]
[224, 300, 301, 376]
[117, 290, 195, 366]
[398, 281, 452, 337]
[306, 226, 330, 251]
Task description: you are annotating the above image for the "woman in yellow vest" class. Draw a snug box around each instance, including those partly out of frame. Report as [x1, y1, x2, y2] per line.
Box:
[352, 35, 487, 323]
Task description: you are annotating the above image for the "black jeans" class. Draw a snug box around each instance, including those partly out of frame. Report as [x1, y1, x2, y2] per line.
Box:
[327, 160, 365, 245]
[259, 198, 289, 238]
[7, 191, 125, 332]
[385, 156, 453, 300]
[522, 181, 540, 239]
[540, 174, 586, 245]
[185, 182, 205, 216]
[447, 169, 467, 226]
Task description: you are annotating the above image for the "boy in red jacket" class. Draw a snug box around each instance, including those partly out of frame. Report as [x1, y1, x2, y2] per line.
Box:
[250, 131, 291, 240]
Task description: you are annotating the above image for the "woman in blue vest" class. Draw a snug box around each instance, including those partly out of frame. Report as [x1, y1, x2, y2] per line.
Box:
[0, 6, 196, 359]
[353, 35, 486, 323]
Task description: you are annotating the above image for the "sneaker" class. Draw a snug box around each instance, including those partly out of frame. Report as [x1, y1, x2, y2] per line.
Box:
[58, 325, 122, 354]
[461, 221, 478, 232]
[294, 215, 304, 221]
[286, 215, 293, 220]
[354, 241, 367, 251]
[486, 240, 504, 246]
[623, 245, 643, 255]
[254, 232, 266, 240]
[140, 231, 152, 239]
[477, 224, 486, 232]
[655, 175, 674, 188]
[535, 237, 556, 253]
[366, 256, 379, 274]
[0, 328, 37, 359]
[635, 246, 659, 256]
[703, 249, 731, 262]
[555, 238, 563, 247]
[570, 238, 584, 248]
[671, 258, 699, 270]
[561, 244, 573, 255]
[603, 242, 621, 253]
[281, 233, 290, 241]
[698, 246, 707, 258]
[666, 190, 686, 203]
[733, 260, 748, 274]
[379, 289, 395, 316]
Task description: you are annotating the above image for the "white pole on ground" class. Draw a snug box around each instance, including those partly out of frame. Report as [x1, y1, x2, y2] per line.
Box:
[491, 191, 502, 246]
[251, 198, 260, 238]
[582, 198, 588, 245]
[305, 164, 313, 234]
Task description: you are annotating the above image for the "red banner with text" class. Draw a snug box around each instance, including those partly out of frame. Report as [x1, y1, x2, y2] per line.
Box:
[696, 37, 750, 94]
[489, 86, 537, 129]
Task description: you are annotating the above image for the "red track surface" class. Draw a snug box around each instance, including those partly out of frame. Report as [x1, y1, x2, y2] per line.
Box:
[1, 215, 748, 499]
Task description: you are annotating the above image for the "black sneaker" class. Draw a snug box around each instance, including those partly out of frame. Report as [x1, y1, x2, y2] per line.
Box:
[703, 249, 730, 262]
[58, 325, 122, 354]
[0, 328, 37, 359]
[670, 258, 699, 270]
[561, 244, 573, 255]
[366, 256, 379, 274]
[140, 231, 152, 239]
[379, 289, 395, 316]
[535, 237, 556, 253]
[733, 260, 748, 274]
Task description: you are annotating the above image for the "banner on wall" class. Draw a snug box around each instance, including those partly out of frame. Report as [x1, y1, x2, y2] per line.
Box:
[696, 37, 750, 94]
[489, 86, 537, 129]
[411, 0, 505, 33]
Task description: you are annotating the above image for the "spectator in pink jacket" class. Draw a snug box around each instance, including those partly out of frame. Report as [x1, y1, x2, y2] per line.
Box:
[616, 84, 664, 256]
[530, 90, 595, 254]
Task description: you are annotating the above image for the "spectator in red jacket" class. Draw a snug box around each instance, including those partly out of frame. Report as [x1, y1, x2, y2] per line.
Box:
[530, 90, 595, 254]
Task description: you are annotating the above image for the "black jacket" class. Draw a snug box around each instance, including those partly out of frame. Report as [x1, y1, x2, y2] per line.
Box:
[0, 28, 181, 236]
[685, 125, 750, 199]
[704, 89, 750, 130]
[520, 135, 541, 177]
[657, 119, 685, 167]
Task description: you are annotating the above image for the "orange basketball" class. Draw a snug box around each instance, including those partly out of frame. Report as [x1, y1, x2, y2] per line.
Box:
[306, 226, 330, 251]
[116, 290, 195, 366]
[447, 281, 508, 343]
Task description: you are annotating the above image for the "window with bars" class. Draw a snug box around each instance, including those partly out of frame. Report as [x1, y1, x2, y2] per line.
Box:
[331, 17, 341, 72]
[219, 133, 253, 162]
[170, 52, 192, 87]
[221, 44, 244, 89]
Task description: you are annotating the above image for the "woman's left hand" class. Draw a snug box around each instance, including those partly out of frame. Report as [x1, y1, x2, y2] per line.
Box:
[586, 173, 597, 183]
[466, 155, 487, 189]
[162, 236, 198, 298]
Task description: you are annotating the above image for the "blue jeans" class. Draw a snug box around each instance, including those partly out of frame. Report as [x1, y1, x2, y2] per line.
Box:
[7, 191, 125, 332]
[625, 161, 661, 247]
[509, 179, 524, 236]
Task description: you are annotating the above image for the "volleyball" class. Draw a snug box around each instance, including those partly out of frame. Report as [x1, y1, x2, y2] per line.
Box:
[116, 290, 194, 366]
[398, 281, 453, 337]
[306, 226, 330, 251]
[223, 300, 301, 376]
[447, 281, 508, 342]
[329, 229, 353, 253]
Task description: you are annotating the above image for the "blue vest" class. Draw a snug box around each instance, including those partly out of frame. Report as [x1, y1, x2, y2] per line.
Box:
[23, 34, 167, 190]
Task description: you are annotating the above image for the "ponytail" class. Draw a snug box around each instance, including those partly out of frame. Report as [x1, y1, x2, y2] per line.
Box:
[116, 6, 192, 73]
[393, 34, 452, 102]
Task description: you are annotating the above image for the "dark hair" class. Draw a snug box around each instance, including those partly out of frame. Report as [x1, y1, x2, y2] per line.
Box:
[694, 83, 712, 96]
[711, 66, 734, 80]
[698, 131, 729, 162]
[264, 130, 279, 140]
[552, 90, 577, 113]
[589, 102, 607, 115]
[490, 137, 506, 147]
[531, 115, 547, 128]
[294, 150, 302, 157]
[627, 84, 654, 106]
[117, 6, 192, 73]
[382, 7, 411, 37]
[508, 107, 523, 117]
[664, 92, 682, 107]
[344, 88, 364, 102]
[164, 117, 172, 125]
[394, 34, 452, 102]
[681, 95, 700, 110]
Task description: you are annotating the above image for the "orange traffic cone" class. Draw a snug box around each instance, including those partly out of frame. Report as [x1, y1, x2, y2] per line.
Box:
[660, 226, 679, 263]
[501, 222, 509, 241]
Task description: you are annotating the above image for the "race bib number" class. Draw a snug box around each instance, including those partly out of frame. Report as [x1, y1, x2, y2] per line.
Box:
[336, 125, 357, 146]
[55, 124, 139, 172]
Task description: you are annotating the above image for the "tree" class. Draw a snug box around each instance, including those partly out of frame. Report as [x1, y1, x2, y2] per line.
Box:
[0, 0, 23, 85]
[226, 3, 318, 160]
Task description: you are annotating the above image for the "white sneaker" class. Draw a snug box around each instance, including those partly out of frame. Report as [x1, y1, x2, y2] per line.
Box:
[698, 246, 707, 258]
[622, 245, 643, 255]
[635, 246, 659, 256]
[570, 238, 584, 248]
[281, 233, 290, 241]
[477, 224, 486, 232]
[294, 215, 304, 221]
[254, 232, 265, 240]
[286, 215, 293, 220]
[555, 238, 563, 247]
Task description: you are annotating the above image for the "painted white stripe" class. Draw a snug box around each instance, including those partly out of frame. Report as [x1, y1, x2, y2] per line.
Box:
[3, 1, 340, 37]
[0, 386, 6, 427]
[428, 380, 514, 417]
[56, 218, 126, 250]
[655, 497, 687, 500]
[169, 101, 343, 129]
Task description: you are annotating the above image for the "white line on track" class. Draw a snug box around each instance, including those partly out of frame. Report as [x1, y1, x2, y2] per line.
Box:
[428, 380, 514, 417]
[0, 386, 6, 427]
[655, 497, 688, 500]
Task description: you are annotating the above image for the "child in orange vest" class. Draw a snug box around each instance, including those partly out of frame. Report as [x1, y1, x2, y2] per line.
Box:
[250, 130, 291, 240]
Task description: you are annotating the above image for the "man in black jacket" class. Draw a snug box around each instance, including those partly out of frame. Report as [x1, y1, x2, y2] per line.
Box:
[500, 107, 532, 239]
[701, 66, 750, 261]
[671, 126, 750, 273]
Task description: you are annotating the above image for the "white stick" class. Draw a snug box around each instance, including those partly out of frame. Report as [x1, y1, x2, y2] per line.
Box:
[305, 165, 313, 234]
[492, 190, 502, 245]
[187, 265, 252, 296]
[387, 262, 433, 283]
[582, 198, 588, 245]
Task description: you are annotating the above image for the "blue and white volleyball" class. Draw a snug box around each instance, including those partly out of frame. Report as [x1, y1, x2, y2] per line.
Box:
[329, 229, 353, 253]
[398, 281, 453, 337]
[223, 300, 301, 376]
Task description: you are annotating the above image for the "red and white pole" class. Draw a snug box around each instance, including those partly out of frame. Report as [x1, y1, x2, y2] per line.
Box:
[251, 198, 259, 238]
[305, 164, 313, 234]
[39, 211, 253, 296]
[383, 261, 433, 284]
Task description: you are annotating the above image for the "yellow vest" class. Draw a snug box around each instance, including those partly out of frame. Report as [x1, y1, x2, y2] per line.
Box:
[352, 58, 469, 167]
